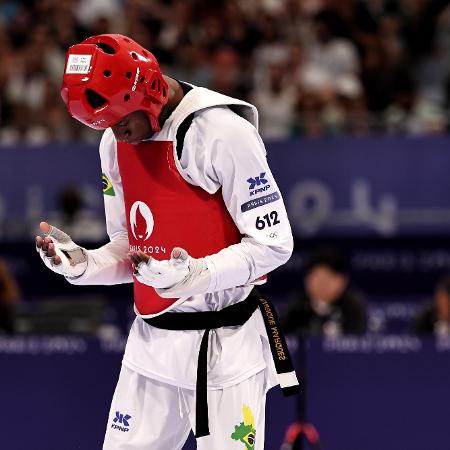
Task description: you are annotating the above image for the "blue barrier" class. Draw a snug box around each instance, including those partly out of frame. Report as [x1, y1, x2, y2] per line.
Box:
[2, 136, 450, 238]
[0, 335, 293, 450]
[1, 335, 448, 450]
[269, 135, 450, 237]
[306, 336, 450, 450]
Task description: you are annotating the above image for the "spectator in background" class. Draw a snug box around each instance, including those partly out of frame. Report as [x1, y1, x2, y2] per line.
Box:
[300, 9, 362, 104]
[383, 76, 447, 134]
[252, 63, 297, 139]
[209, 46, 243, 98]
[47, 185, 106, 243]
[170, 42, 212, 88]
[253, 14, 289, 82]
[0, 258, 19, 334]
[281, 248, 367, 337]
[413, 275, 450, 335]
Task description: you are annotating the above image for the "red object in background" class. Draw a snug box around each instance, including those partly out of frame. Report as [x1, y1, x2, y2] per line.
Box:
[281, 421, 321, 450]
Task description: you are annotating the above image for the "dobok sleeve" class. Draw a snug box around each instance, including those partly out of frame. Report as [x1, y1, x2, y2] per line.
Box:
[67, 129, 133, 285]
[180, 106, 294, 292]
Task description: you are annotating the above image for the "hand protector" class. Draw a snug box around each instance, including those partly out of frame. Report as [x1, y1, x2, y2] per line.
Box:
[135, 248, 211, 298]
[36, 225, 88, 278]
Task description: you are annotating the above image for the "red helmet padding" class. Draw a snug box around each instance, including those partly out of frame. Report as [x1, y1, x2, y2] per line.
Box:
[61, 34, 169, 131]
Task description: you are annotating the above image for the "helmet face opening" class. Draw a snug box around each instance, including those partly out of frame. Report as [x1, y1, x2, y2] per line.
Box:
[85, 89, 108, 110]
[61, 34, 169, 131]
[95, 42, 116, 54]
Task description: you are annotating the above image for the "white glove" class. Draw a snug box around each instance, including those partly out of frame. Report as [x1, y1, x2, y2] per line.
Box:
[36, 222, 87, 278]
[134, 247, 210, 297]
[134, 248, 190, 288]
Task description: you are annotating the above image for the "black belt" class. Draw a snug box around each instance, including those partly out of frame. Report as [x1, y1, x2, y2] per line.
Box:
[143, 290, 300, 438]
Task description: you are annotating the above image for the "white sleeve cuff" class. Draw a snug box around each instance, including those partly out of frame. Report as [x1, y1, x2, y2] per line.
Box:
[204, 246, 250, 293]
[66, 238, 133, 286]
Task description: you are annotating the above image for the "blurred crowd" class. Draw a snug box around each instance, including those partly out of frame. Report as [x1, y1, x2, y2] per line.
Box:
[0, 0, 449, 144]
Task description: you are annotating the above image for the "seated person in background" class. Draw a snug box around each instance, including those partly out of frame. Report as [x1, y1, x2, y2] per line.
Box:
[47, 185, 107, 243]
[413, 275, 450, 335]
[0, 258, 20, 334]
[281, 248, 367, 337]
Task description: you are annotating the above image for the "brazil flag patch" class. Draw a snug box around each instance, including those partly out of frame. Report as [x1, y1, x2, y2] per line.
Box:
[102, 173, 115, 196]
[231, 405, 256, 449]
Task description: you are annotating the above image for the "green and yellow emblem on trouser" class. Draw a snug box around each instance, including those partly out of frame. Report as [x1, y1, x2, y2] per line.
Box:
[231, 405, 256, 449]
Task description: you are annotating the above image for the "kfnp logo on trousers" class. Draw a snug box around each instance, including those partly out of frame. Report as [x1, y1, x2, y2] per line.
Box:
[111, 411, 132, 432]
[130, 201, 154, 241]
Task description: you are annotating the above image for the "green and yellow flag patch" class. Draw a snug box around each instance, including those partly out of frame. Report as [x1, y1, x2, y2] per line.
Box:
[102, 173, 115, 196]
[231, 405, 256, 449]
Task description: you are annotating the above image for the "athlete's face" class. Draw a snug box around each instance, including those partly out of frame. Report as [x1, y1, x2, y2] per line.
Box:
[111, 111, 153, 144]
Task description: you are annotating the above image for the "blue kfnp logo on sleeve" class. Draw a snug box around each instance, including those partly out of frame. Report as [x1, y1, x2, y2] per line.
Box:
[247, 173, 270, 196]
[111, 411, 132, 432]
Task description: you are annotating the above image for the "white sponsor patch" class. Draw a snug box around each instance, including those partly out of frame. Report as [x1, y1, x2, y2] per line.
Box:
[66, 54, 92, 74]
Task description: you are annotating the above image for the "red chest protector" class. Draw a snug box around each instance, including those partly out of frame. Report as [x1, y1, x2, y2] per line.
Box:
[117, 140, 241, 315]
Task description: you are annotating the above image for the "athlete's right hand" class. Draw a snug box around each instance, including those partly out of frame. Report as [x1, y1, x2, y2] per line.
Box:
[35, 222, 88, 278]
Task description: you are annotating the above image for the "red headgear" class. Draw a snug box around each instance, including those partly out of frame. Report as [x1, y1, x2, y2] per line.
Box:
[61, 34, 168, 131]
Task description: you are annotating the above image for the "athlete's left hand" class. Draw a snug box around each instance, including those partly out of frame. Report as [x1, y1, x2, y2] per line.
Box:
[129, 247, 210, 297]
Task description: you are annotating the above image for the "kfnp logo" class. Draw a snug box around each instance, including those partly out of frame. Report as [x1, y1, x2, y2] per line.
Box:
[130, 201, 154, 241]
[247, 173, 270, 196]
[111, 411, 132, 433]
